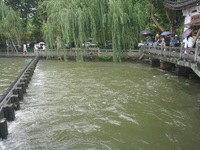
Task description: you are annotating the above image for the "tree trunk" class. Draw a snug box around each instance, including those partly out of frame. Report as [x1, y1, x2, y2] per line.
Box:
[165, 9, 173, 32]
[150, 6, 165, 32]
[6, 40, 9, 54]
[11, 39, 18, 53]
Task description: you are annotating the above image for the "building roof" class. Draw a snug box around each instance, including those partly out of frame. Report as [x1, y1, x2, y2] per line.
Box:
[164, 0, 200, 10]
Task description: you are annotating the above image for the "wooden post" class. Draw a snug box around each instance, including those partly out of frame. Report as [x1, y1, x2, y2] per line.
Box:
[13, 87, 23, 101]
[3, 104, 15, 121]
[150, 59, 160, 67]
[21, 77, 29, 87]
[17, 87, 23, 101]
[175, 66, 191, 77]
[18, 82, 26, 93]
[160, 61, 174, 71]
[11, 95, 20, 110]
[0, 118, 8, 139]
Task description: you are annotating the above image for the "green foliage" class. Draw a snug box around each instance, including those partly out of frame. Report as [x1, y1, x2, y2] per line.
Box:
[40, 0, 149, 62]
[191, 63, 198, 70]
[3, 0, 43, 42]
[1, 0, 185, 59]
[99, 56, 113, 61]
[170, 57, 180, 63]
[4, 0, 40, 29]
[0, 1, 22, 40]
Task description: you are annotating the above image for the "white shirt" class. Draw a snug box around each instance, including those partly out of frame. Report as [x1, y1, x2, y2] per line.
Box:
[187, 36, 194, 48]
[23, 44, 27, 52]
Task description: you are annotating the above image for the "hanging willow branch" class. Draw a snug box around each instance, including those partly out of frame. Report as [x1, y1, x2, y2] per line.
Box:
[40, 0, 150, 61]
[0, 2, 22, 43]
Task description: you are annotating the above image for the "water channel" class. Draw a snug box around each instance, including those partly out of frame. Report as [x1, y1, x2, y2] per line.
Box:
[1, 58, 200, 150]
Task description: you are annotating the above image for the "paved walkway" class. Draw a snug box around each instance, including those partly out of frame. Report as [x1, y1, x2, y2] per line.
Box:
[0, 52, 37, 57]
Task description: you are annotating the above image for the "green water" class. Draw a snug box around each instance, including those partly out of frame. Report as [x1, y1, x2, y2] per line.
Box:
[0, 57, 32, 95]
[1, 60, 200, 150]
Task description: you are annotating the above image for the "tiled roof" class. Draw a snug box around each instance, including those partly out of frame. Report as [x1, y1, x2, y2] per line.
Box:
[164, 0, 200, 10]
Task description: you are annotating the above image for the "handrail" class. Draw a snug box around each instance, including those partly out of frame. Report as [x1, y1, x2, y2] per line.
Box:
[141, 44, 200, 63]
[141, 43, 200, 77]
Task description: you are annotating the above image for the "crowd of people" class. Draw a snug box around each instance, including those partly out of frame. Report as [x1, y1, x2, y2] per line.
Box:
[141, 31, 200, 52]
[139, 31, 200, 55]
[144, 33, 181, 48]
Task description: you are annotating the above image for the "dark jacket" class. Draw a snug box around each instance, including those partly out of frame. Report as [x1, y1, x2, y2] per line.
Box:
[165, 36, 170, 46]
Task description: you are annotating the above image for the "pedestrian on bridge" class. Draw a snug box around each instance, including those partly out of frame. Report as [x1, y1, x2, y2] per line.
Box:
[174, 34, 181, 47]
[164, 35, 170, 47]
[146, 36, 152, 45]
[187, 34, 194, 48]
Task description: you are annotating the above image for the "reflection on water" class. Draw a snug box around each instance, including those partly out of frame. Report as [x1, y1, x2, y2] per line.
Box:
[1, 60, 200, 150]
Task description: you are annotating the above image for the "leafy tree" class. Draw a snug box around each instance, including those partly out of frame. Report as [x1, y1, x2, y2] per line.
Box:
[148, 0, 184, 34]
[40, 0, 150, 61]
[4, 0, 45, 43]
[4, 0, 42, 29]
[0, 0, 22, 52]
[2, 0, 184, 58]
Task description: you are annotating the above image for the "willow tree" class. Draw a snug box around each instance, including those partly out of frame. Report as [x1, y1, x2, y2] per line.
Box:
[105, 0, 151, 62]
[40, 0, 150, 61]
[0, 1, 22, 53]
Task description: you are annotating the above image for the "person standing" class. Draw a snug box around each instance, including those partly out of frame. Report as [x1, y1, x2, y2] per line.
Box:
[146, 36, 152, 45]
[154, 33, 161, 46]
[174, 34, 180, 47]
[164, 35, 171, 47]
[187, 34, 194, 48]
[160, 37, 165, 47]
[23, 43, 28, 54]
[155, 34, 160, 42]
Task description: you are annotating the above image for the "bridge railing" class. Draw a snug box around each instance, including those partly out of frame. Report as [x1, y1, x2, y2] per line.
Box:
[44, 48, 140, 58]
[141, 43, 200, 63]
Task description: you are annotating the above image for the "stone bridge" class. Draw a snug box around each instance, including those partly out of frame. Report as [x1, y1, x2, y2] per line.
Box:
[140, 44, 200, 77]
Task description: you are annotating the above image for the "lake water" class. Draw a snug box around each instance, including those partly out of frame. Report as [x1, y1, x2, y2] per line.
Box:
[1, 59, 200, 150]
[0, 57, 32, 95]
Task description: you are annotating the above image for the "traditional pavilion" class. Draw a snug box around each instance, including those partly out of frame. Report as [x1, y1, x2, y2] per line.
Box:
[164, 0, 200, 46]
[164, 0, 200, 28]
